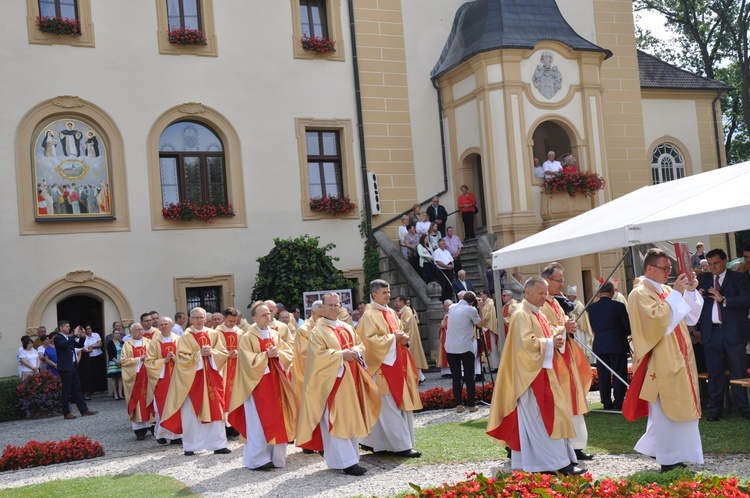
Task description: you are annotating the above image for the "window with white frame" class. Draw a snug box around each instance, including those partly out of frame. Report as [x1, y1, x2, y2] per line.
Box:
[650, 143, 685, 184]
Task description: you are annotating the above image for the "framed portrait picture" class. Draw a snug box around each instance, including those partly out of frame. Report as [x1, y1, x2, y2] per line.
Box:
[33, 118, 113, 221]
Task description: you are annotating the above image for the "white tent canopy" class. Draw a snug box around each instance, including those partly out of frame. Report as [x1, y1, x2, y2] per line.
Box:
[493, 161, 750, 270]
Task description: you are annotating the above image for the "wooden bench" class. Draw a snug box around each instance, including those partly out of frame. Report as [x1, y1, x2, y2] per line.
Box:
[697, 371, 732, 409]
[729, 378, 750, 409]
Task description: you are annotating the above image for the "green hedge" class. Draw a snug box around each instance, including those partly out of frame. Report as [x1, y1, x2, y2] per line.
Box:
[0, 376, 22, 422]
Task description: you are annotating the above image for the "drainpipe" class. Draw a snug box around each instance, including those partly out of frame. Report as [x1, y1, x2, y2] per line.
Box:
[371, 78, 451, 232]
[712, 91, 733, 256]
[347, 0, 373, 239]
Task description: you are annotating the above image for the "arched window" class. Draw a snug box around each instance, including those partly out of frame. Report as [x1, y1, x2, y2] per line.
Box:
[651, 143, 685, 184]
[158, 121, 226, 208]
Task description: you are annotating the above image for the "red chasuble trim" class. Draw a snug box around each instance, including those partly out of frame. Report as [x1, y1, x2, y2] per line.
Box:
[379, 310, 418, 409]
[221, 330, 239, 414]
[127, 345, 152, 420]
[187, 332, 226, 422]
[622, 351, 651, 421]
[250, 338, 289, 444]
[153, 342, 176, 415]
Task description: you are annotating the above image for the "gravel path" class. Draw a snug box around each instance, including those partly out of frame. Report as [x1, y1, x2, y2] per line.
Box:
[1, 372, 748, 497]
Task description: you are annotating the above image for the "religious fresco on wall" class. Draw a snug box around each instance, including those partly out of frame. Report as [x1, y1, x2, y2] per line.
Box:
[33, 118, 113, 220]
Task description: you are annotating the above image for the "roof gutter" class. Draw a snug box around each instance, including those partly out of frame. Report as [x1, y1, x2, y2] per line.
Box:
[347, 0, 373, 239]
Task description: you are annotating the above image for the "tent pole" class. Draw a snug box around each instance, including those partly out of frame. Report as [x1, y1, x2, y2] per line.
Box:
[572, 335, 630, 387]
[574, 246, 632, 321]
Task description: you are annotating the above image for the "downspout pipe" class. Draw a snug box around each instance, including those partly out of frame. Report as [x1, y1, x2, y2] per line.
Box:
[347, 0, 373, 239]
[371, 77, 451, 232]
[712, 91, 733, 257]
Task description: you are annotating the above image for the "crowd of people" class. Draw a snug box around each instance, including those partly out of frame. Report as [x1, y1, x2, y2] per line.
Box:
[18, 283, 428, 477]
[14, 240, 749, 477]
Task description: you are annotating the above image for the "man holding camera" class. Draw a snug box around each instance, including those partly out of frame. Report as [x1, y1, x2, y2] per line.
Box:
[54, 321, 98, 419]
[445, 291, 484, 413]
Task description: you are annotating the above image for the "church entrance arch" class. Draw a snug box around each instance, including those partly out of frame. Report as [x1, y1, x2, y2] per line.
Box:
[532, 121, 574, 167]
[57, 293, 108, 395]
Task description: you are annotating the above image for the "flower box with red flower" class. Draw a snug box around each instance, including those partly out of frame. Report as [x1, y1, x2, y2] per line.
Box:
[541, 170, 605, 198]
[162, 201, 234, 223]
[168, 27, 208, 46]
[36, 16, 81, 36]
[301, 36, 337, 54]
[308, 195, 355, 216]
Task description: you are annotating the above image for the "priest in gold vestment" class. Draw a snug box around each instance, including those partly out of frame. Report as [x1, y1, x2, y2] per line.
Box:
[121, 323, 154, 440]
[161, 307, 230, 456]
[541, 264, 593, 462]
[292, 300, 323, 402]
[394, 295, 428, 379]
[215, 307, 244, 439]
[624, 248, 703, 472]
[487, 277, 582, 474]
[356, 279, 422, 458]
[228, 302, 298, 470]
[297, 292, 381, 476]
[479, 290, 499, 370]
[145, 317, 181, 444]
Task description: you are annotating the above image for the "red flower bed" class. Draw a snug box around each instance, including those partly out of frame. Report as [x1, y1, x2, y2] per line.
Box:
[419, 383, 494, 411]
[308, 195, 355, 215]
[162, 201, 234, 222]
[301, 35, 336, 54]
[541, 170, 605, 198]
[407, 471, 750, 497]
[0, 435, 104, 471]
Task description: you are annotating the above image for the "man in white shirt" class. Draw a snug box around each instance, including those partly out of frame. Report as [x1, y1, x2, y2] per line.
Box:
[445, 292, 483, 413]
[542, 151, 562, 177]
[171, 312, 186, 336]
[433, 238, 455, 302]
[533, 157, 544, 179]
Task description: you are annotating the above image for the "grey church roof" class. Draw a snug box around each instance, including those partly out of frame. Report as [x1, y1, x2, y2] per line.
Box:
[431, 0, 612, 80]
[637, 50, 731, 91]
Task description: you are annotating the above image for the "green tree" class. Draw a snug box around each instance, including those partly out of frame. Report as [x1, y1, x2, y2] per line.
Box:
[635, 0, 750, 163]
[250, 235, 353, 309]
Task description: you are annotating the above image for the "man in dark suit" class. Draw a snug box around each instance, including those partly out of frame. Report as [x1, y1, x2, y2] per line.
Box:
[587, 282, 631, 410]
[54, 320, 98, 420]
[427, 196, 449, 237]
[697, 248, 750, 421]
[452, 270, 475, 296]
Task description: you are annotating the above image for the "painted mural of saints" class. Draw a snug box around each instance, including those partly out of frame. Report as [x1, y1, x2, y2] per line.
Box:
[533, 51, 562, 99]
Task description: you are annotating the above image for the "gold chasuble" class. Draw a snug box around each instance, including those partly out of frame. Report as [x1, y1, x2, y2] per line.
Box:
[160, 327, 228, 434]
[356, 303, 422, 412]
[122, 339, 153, 423]
[227, 324, 298, 444]
[216, 324, 244, 414]
[624, 278, 701, 422]
[270, 319, 294, 348]
[487, 302, 574, 449]
[481, 298, 499, 353]
[398, 306, 428, 370]
[338, 307, 354, 326]
[292, 318, 315, 401]
[541, 296, 591, 416]
[502, 300, 521, 336]
[437, 314, 449, 368]
[297, 320, 381, 450]
[145, 334, 179, 416]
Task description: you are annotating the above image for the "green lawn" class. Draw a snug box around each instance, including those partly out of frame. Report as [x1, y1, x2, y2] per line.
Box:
[399, 409, 750, 465]
[0, 475, 199, 498]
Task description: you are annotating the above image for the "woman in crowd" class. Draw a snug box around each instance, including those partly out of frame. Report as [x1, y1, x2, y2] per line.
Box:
[408, 203, 421, 227]
[42, 331, 59, 376]
[106, 329, 125, 400]
[17, 336, 39, 378]
[79, 325, 105, 399]
[457, 184, 476, 240]
[36, 334, 50, 372]
[427, 222, 441, 250]
[415, 212, 431, 235]
[562, 154, 579, 174]
[397, 215, 410, 260]
[404, 224, 421, 272]
[417, 234, 435, 283]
